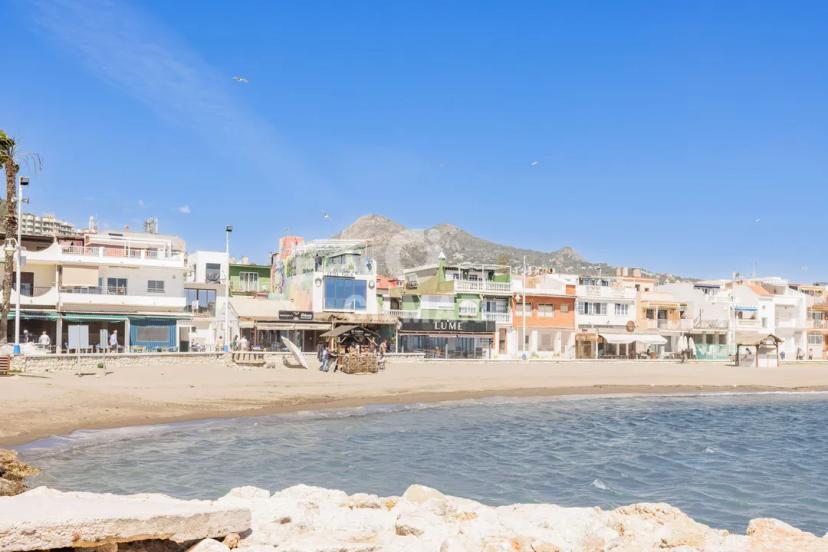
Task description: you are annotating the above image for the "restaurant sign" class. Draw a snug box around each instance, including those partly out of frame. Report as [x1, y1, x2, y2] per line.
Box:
[278, 310, 314, 321]
[399, 319, 495, 334]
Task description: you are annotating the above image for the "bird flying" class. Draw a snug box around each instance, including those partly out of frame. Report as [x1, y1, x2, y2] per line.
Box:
[530, 160, 539, 167]
[232, 76, 249, 84]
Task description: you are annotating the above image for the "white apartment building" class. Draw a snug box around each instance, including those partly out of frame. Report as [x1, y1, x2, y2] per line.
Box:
[575, 276, 638, 330]
[19, 213, 77, 236]
[11, 230, 189, 352]
[182, 250, 230, 351]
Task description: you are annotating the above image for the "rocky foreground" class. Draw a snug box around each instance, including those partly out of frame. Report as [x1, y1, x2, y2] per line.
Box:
[2, 484, 827, 552]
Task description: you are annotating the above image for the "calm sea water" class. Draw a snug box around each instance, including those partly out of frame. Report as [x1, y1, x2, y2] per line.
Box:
[17, 393, 828, 535]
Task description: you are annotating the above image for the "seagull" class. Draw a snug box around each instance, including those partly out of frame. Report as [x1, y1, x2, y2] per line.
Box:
[530, 160, 540, 167]
[322, 211, 331, 221]
[232, 76, 249, 84]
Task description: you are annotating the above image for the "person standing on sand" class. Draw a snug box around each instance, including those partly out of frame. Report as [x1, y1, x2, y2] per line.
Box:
[109, 330, 119, 352]
[320, 345, 329, 372]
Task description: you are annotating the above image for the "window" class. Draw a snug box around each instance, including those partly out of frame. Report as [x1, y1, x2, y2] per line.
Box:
[324, 277, 367, 310]
[645, 308, 655, 319]
[809, 334, 824, 345]
[560, 303, 569, 314]
[147, 280, 165, 294]
[205, 263, 221, 283]
[484, 298, 509, 313]
[538, 304, 555, 317]
[578, 302, 606, 315]
[107, 278, 127, 295]
[238, 271, 259, 292]
[186, 288, 217, 315]
[421, 295, 454, 310]
[539, 331, 556, 351]
[458, 299, 478, 317]
[615, 303, 629, 316]
[136, 326, 170, 342]
[517, 302, 533, 316]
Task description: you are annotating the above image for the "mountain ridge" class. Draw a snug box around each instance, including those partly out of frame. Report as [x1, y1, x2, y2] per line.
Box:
[333, 214, 679, 281]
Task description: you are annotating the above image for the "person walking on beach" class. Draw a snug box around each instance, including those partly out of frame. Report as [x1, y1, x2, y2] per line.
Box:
[109, 330, 119, 352]
[38, 331, 50, 348]
[320, 345, 330, 372]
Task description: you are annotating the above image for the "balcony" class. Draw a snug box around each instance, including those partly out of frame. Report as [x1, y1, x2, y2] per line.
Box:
[735, 318, 761, 329]
[809, 319, 828, 329]
[389, 309, 421, 319]
[11, 285, 58, 306]
[24, 243, 185, 268]
[454, 280, 512, 295]
[640, 319, 692, 331]
[695, 320, 729, 330]
[775, 318, 802, 330]
[59, 286, 186, 309]
[483, 312, 513, 324]
[576, 285, 637, 300]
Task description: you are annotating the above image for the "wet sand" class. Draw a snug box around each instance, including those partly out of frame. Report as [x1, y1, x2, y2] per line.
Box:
[3, 359, 828, 447]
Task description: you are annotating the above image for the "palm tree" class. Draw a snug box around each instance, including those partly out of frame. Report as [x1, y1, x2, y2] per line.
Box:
[0, 130, 19, 344]
[0, 130, 40, 345]
[0, 130, 20, 343]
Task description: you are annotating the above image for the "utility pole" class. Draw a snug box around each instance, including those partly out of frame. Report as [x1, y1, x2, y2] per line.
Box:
[13, 176, 29, 355]
[224, 225, 233, 352]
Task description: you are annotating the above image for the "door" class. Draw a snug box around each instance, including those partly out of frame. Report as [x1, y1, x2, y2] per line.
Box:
[20, 272, 34, 296]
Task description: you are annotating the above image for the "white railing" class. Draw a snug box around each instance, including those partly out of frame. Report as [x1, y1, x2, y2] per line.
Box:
[60, 244, 183, 262]
[736, 318, 761, 328]
[695, 319, 729, 330]
[389, 309, 420, 319]
[808, 319, 828, 329]
[454, 280, 512, 294]
[576, 285, 636, 300]
[483, 312, 513, 324]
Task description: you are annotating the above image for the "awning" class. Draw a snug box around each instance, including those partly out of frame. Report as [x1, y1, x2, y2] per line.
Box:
[320, 324, 358, 338]
[600, 333, 667, 346]
[62, 313, 129, 322]
[8, 311, 59, 320]
[255, 322, 330, 331]
[62, 266, 100, 287]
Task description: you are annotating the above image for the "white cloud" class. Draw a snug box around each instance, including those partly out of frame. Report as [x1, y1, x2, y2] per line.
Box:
[26, 0, 316, 184]
[177, 205, 191, 215]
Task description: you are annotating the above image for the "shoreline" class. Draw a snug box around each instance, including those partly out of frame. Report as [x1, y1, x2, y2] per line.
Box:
[8, 382, 828, 449]
[4, 358, 828, 448]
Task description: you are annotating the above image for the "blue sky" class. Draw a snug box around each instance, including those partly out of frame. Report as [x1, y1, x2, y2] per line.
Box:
[1, 1, 826, 280]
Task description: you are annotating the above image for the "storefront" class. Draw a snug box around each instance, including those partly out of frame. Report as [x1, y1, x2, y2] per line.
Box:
[397, 319, 496, 359]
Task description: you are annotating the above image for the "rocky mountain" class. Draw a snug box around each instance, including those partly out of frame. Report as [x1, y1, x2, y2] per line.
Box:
[334, 214, 676, 280]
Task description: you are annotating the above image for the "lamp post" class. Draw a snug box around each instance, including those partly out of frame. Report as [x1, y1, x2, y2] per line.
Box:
[223, 225, 233, 352]
[12, 176, 29, 355]
[522, 255, 527, 360]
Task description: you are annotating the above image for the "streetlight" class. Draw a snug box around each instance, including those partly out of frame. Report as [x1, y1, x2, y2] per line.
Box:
[12, 176, 29, 355]
[223, 225, 233, 352]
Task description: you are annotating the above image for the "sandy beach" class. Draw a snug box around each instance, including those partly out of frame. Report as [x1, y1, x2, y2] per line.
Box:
[3, 359, 828, 447]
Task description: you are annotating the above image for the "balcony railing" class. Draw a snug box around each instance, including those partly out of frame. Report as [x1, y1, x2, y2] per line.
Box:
[736, 318, 761, 328]
[808, 319, 828, 329]
[60, 245, 183, 262]
[60, 286, 128, 296]
[454, 280, 512, 294]
[15, 285, 55, 298]
[389, 309, 420, 319]
[483, 312, 513, 324]
[694, 320, 729, 330]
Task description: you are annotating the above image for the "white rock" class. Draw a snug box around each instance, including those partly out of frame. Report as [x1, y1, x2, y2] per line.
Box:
[186, 539, 230, 552]
[0, 487, 250, 552]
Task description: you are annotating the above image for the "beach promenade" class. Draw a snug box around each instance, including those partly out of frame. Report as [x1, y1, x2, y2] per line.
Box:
[3, 359, 828, 447]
